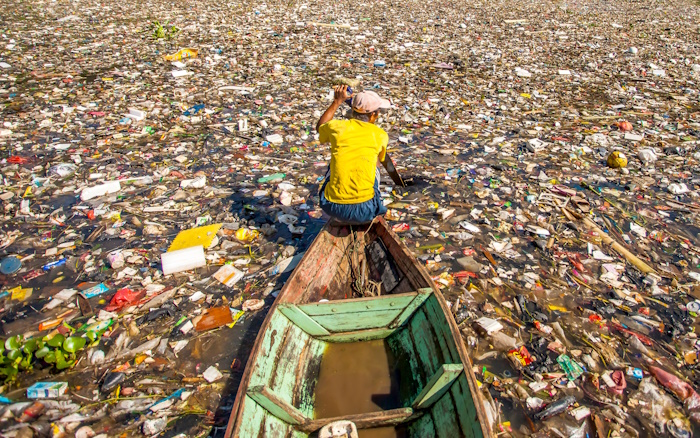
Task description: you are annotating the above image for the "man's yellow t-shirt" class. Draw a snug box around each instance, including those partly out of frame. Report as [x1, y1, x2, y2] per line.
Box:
[318, 119, 388, 204]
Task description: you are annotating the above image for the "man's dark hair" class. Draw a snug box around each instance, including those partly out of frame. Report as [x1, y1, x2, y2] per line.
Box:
[351, 110, 377, 122]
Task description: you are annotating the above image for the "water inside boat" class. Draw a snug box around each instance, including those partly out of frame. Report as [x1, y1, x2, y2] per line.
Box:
[314, 340, 401, 418]
[314, 340, 404, 438]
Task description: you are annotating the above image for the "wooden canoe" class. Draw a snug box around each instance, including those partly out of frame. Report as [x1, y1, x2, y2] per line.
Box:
[224, 217, 493, 437]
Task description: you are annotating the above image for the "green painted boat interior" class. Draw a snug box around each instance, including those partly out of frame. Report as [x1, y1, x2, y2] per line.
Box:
[238, 289, 484, 437]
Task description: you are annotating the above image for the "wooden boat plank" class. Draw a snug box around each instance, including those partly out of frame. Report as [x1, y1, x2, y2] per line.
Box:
[422, 297, 476, 434]
[453, 374, 480, 437]
[409, 411, 437, 438]
[282, 228, 361, 303]
[269, 324, 308, 412]
[313, 308, 404, 332]
[389, 288, 433, 329]
[293, 338, 326, 417]
[423, 296, 455, 363]
[423, 291, 486, 437]
[247, 385, 308, 425]
[387, 327, 425, 404]
[237, 395, 266, 437]
[412, 364, 464, 410]
[262, 410, 292, 436]
[278, 304, 331, 336]
[249, 312, 291, 389]
[432, 395, 462, 438]
[390, 275, 417, 295]
[407, 306, 464, 437]
[298, 292, 418, 316]
[408, 308, 441, 376]
[299, 407, 417, 433]
[317, 327, 395, 343]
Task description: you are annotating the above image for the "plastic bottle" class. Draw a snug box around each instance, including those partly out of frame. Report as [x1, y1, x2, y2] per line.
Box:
[533, 396, 576, 420]
[19, 401, 45, 422]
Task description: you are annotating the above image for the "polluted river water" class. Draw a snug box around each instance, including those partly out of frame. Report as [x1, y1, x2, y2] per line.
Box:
[1, 0, 700, 435]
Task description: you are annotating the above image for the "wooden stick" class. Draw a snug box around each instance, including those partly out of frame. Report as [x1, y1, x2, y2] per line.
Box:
[298, 407, 418, 433]
[563, 207, 657, 275]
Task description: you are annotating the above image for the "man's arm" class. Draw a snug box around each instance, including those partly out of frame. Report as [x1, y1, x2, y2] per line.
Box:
[316, 85, 350, 132]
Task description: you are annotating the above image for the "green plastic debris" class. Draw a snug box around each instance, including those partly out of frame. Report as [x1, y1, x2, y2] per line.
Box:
[257, 173, 286, 183]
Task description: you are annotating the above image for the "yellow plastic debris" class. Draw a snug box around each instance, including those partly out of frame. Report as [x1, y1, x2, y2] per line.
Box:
[163, 48, 198, 61]
[168, 223, 222, 252]
[235, 228, 259, 242]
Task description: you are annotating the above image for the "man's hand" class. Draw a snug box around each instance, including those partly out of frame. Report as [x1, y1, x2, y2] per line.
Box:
[317, 85, 351, 132]
[333, 85, 351, 104]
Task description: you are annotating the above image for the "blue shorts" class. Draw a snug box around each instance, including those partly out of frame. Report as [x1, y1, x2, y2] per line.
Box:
[320, 167, 387, 225]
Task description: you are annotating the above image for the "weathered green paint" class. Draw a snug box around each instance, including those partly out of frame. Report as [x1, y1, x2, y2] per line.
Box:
[412, 364, 464, 409]
[313, 308, 404, 332]
[409, 411, 437, 438]
[387, 326, 425, 404]
[422, 297, 454, 364]
[432, 394, 462, 438]
[278, 304, 330, 336]
[388, 288, 432, 329]
[408, 309, 441, 376]
[237, 293, 482, 437]
[238, 395, 266, 437]
[247, 385, 308, 425]
[269, 324, 307, 411]
[318, 327, 396, 343]
[298, 292, 418, 316]
[423, 296, 482, 437]
[262, 411, 291, 436]
[249, 312, 291, 388]
[455, 374, 481, 437]
[294, 339, 326, 417]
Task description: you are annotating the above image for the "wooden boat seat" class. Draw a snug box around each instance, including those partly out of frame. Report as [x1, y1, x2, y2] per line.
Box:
[247, 386, 421, 433]
[278, 288, 433, 343]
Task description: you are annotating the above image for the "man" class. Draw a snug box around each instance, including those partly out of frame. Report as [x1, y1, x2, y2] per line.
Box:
[316, 85, 391, 224]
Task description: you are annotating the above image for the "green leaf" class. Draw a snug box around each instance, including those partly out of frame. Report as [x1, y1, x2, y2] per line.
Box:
[63, 337, 86, 353]
[56, 360, 74, 370]
[23, 339, 39, 354]
[0, 340, 5, 354]
[35, 346, 50, 359]
[19, 352, 33, 370]
[55, 350, 73, 370]
[5, 336, 21, 351]
[0, 366, 18, 380]
[44, 351, 57, 364]
[6, 349, 21, 361]
[46, 334, 65, 348]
